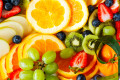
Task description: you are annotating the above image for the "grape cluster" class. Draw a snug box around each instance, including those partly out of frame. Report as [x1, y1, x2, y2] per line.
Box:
[19, 48, 59, 80]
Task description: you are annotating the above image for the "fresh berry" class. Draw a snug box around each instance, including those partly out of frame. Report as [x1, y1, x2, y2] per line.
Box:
[105, 0, 113, 7]
[2, 6, 21, 18]
[76, 74, 86, 80]
[70, 51, 87, 68]
[110, 0, 119, 13]
[56, 31, 66, 41]
[0, 0, 3, 18]
[92, 19, 101, 27]
[88, 5, 95, 13]
[93, 74, 102, 80]
[115, 21, 120, 29]
[4, 3, 13, 11]
[98, 3, 113, 22]
[113, 13, 120, 21]
[82, 30, 92, 37]
[11, 0, 20, 6]
[12, 35, 22, 44]
[116, 30, 120, 40]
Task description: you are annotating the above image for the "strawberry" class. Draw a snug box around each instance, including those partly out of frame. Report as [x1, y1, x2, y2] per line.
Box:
[110, 0, 119, 13]
[98, 3, 113, 22]
[70, 51, 87, 68]
[0, 0, 3, 18]
[2, 6, 21, 18]
[115, 21, 120, 29]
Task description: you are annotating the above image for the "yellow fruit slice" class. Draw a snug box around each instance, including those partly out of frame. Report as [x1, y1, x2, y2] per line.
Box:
[56, 55, 97, 78]
[0, 55, 8, 80]
[26, 0, 71, 34]
[23, 34, 65, 58]
[63, 0, 88, 32]
[6, 44, 19, 73]
[86, 0, 99, 6]
[17, 33, 39, 61]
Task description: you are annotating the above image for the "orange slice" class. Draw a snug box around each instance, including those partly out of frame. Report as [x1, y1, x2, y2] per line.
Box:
[0, 55, 8, 80]
[85, 0, 99, 6]
[17, 33, 39, 61]
[58, 64, 99, 80]
[55, 53, 97, 78]
[26, 0, 71, 34]
[6, 44, 19, 73]
[23, 34, 65, 58]
[63, 0, 89, 32]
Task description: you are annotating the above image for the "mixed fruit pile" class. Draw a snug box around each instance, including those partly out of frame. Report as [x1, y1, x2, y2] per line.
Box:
[0, 0, 119, 80]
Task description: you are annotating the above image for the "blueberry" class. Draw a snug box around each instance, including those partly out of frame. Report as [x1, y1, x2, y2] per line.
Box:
[88, 5, 95, 13]
[4, 3, 13, 11]
[11, 0, 20, 6]
[93, 74, 102, 80]
[82, 30, 92, 37]
[56, 31, 66, 41]
[3, 0, 11, 3]
[113, 13, 120, 21]
[92, 19, 101, 27]
[76, 74, 86, 80]
[12, 35, 22, 44]
[105, 0, 113, 7]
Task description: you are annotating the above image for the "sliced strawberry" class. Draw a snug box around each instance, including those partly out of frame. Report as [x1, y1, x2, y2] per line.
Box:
[70, 51, 87, 68]
[2, 6, 21, 18]
[110, 0, 119, 13]
[0, 0, 3, 18]
[98, 3, 113, 22]
[115, 21, 120, 29]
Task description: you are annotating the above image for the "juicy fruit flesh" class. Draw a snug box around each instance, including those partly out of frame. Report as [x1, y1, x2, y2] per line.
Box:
[66, 0, 84, 26]
[31, 0, 65, 29]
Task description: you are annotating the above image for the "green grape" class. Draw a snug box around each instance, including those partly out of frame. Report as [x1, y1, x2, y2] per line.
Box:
[33, 69, 45, 80]
[44, 62, 58, 74]
[46, 75, 59, 80]
[27, 48, 40, 61]
[60, 48, 75, 59]
[19, 70, 33, 80]
[19, 58, 34, 70]
[103, 26, 116, 36]
[42, 51, 56, 64]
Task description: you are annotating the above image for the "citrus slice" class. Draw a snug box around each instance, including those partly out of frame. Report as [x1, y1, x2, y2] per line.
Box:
[0, 55, 8, 80]
[26, 0, 71, 34]
[55, 53, 97, 78]
[63, 0, 88, 32]
[17, 33, 39, 61]
[6, 44, 19, 73]
[86, 0, 99, 6]
[23, 34, 66, 58]
[58, 64, 99, 80]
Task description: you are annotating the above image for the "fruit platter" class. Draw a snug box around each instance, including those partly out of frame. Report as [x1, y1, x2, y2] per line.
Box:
[0, 0, 119, 80]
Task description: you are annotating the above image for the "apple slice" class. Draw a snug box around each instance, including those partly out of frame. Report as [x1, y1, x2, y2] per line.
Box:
[5, 15, 32, 36]
[0, 27, 16, 44]
[0, 21, 24, 37]
[0, 39, 10, 58]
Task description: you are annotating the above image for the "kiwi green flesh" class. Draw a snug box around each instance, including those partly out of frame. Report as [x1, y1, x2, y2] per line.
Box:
[65, 32, 83, 52]
[82, 35, 98, 55]
[95, 22, 113, 36]
[88, 9, 98, 34]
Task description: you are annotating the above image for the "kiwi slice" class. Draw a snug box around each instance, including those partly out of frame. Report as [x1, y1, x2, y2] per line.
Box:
[82, 35, 98, 55]
[19, 0, 30, 14]
[95, 22, 113, 36]
[88, 9, 98, 34]
[65, 32, 83, 52]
